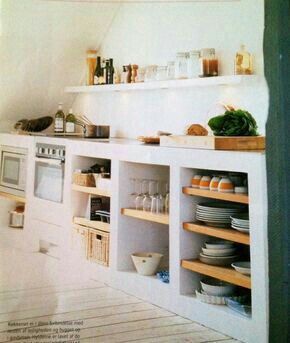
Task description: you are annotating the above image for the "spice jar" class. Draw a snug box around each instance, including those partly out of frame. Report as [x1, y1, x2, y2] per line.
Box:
[199, 48, 218, 77]
[131, 64, 139, 83]
[136, 67, 145, 82]
[188, 50, 200, 78]
[167, 61, 175, 80]
[86, 49, 97, 86]
[156, 66, 168, 81]
[144, 65, 158, 82]
[175, 52, 189, 79]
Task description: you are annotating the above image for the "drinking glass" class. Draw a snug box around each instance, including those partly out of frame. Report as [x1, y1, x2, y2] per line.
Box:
[129, 178, 137, 207]
[143, 180, 155, 211]
[164, 182, 170, 214]
[134, 179, 143, 210]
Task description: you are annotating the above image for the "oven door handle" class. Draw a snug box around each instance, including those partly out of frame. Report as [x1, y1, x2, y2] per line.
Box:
[35, 157, 64, 166]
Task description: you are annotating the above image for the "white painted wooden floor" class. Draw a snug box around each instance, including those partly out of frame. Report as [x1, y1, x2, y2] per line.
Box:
[0, 244, 240, 343]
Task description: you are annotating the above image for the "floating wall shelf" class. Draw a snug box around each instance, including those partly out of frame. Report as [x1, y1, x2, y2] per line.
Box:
[73, 217, 110, 233]
[121, 208, 169, 225]
[72, 184, 111, 197]
[182, 187, 249, 204]
[183, 222, 250, 245]
[0, 191, 26, 203]
[181, 259, 251, 289]
[65, 75, 257, 94]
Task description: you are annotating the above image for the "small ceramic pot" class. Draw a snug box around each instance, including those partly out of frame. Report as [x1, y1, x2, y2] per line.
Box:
[191, 175, 202, 188]
[199, 176, 211, 190]
[218, 177, 234, 193]
[210, 176, 221, 191]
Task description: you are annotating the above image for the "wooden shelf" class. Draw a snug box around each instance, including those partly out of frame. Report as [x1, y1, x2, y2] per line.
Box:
[121, 208, 169, 225]
[65, 76, 256, 94]
[181, 259, 251, 289]
[72, 184, 111, 197]
[73, 217, 110, 233]
[183, 222, 250, 245]
[0, 191, 26, 203]
[182, 187, 249, 204]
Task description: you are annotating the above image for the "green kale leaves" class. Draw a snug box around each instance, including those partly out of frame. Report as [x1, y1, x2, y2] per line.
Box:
[208, 109, 259, 136]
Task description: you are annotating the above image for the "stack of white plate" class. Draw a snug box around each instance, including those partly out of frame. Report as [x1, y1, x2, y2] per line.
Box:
[230, 214, 250, 233]
[196, 202, 247, 228]
[199, 240, 239, 266]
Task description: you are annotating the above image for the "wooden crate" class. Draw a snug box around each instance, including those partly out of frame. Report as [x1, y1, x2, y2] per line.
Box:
[88, 228, 110, 266]
[72, 172, 95, 187]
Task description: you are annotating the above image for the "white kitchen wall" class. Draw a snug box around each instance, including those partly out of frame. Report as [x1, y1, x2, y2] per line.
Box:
[71, 0, 268, 137]
[0, 0, 118, 131]
[0, 0, 268, 137]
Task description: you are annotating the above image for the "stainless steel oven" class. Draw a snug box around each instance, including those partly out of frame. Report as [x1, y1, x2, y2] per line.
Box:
[34, 143, 65, 203]
[0, 146, 27, 197]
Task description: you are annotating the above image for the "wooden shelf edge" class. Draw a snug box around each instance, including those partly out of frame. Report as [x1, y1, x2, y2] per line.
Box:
[121, 208, 169, 225]
[183, 222, 250, 245]
[182, 187, 249, 204]
[73, 217, 110, 233]
[181, 259, 251, 289]
[0, 191, 26, 203]
[72, 184, 111, 197]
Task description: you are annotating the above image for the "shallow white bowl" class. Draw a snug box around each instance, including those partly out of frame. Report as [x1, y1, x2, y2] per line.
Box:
[232, 261, 251, 275]
[131, 252, 163, 276]
[200, 278, 237, 296]
[205, 240, 235, 250]
[202, 247, 237, 257]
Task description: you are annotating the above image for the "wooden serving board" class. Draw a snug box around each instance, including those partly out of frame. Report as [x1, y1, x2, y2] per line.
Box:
[160, 135, 265, 150]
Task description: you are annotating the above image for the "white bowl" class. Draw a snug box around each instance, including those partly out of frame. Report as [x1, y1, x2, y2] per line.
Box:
[202, 247, 236, 257]
[131, 252, 163, 276]
[232, 261, 251, 275]
[205, 240, 235, 250]
[200, 278, 237, 296]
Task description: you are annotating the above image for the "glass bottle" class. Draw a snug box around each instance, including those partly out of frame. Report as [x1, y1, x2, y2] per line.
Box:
[131, 64, 139, 83]
[54, 103, 65, 133]
[86, 50, 97, 86]
[235, 45, 253, 75]
[93, 56, 102, 85]
[65, 109, 76, 133]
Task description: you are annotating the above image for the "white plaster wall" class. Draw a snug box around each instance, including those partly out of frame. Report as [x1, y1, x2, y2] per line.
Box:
[71, 0, 268, 137]
[0, 0, 118, 131]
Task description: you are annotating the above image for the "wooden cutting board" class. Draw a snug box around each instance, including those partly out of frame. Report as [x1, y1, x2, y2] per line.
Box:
[160, 135, 265, 150]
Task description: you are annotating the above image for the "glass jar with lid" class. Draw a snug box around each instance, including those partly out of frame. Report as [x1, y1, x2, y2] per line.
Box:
[167, 61, 175, 80]
[188, 50, 200, 78]
[156, 66, 168, 81]
[144, 65, 158, 82]
[199, 48, 218, 77]
[175, 52, 189, 79]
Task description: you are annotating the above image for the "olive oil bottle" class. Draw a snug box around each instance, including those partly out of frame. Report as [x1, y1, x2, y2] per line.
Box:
[54, 103, 65, 133]
[65, 109, 76, 133]
[235, 45, 253, 75]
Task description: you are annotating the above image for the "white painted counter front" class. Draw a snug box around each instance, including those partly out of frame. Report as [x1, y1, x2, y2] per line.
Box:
[0, 133, 268, 343]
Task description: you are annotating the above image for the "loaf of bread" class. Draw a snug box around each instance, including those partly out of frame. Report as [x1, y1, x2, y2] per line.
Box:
[187, 124, 208, 136]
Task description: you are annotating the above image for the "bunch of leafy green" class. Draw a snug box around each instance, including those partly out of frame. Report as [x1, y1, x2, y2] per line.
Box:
[208, 109, 259, 136]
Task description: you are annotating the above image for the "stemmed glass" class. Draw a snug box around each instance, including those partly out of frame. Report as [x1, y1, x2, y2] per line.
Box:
[129, 178, 137, 208]
[143, 180, 157, 212]
[164, 182, 170, 214]
[135, 179, 149, 210]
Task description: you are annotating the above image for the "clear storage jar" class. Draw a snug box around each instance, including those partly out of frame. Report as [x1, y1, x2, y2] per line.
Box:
[188, 50, 201, 78]
[156, 66, 168, 81]
[175, 52, 189, 79]
[167, 61, 175, 80]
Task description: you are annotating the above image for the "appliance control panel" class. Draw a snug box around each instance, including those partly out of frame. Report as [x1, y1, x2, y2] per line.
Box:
[36, 143, 65, 160]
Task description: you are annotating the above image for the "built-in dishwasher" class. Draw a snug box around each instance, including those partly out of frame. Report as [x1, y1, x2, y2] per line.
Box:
[34, 143, 65, 203]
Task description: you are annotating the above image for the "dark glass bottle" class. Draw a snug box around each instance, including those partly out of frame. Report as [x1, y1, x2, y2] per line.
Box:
[93, 56, 102, 85]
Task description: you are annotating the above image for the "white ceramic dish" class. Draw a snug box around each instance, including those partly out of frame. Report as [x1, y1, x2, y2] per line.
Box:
[232, 261, 251, 275]
[199, 253, 239, 266]
[131, 252, 163, 276]
[202, 247, 237, 257]
[231, 225, 250, 233]
[200, 278, 237, 296]
[195, 290, 247, 305]
[231, 213, 249, 221]
[205, 241, 234, 249]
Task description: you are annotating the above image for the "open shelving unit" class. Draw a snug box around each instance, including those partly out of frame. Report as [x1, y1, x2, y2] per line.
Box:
[65, 75, 257, 94]
[72, 184, 111, 198]
[182, 187, 249, 204]
[183, 222, 250, 245]
[121, 208, 169, 225]
[73, 216, 110, 233]
[181, 259, 251, 289]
